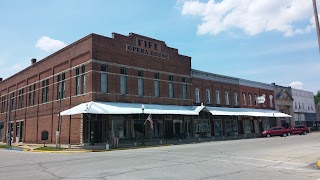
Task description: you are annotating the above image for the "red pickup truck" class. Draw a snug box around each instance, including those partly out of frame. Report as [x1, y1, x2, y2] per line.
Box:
[287, 125, 309, 135]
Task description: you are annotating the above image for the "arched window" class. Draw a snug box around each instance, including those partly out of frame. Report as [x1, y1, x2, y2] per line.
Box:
[269, 95, 273, 107]
[248, 94, 252, 106]
[242, 93, 246, 105]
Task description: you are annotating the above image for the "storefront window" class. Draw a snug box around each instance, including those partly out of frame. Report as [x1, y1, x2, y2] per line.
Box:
[112, 116, 128, 139]
[243, 120, 251, 134]
[225, 117, 238, 136]
[214, 120, 222, 136]
[194, 120, 209, 134]
[262, 118, 270, 131]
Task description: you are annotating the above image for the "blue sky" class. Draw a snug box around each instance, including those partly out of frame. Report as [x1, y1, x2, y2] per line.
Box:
[1, 0, 319, 94]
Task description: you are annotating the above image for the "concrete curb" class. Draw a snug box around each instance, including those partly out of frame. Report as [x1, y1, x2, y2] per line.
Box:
[32, 150, 92, 153]
[21, 144, 173, 153]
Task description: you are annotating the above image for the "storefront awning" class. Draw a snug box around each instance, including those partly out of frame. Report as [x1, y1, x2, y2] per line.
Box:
[205, 107, 291, 117]
[60, 101, 204, 116]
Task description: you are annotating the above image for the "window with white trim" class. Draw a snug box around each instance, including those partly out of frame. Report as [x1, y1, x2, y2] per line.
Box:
[101, 65, 108, 93]
[1, 95, 6, 113]
[248, 94, 252, 106]
[138, 70, 144, 96]
[254, 94, 257, 106]
[154, 73, 160, 97]
[216, 90, 220, 104]
[195, 88, 200, 103]
[81, 65, 86, 94]
[206, 89, 210, 103]
[225, 92, 229, 105]
[75, 68, 80, 95]
[168, 75, 174, 98]
[234, 93, 238, 106]
[120, 67, 127, 95]
[242, 93, 246, 105]
[182, 78, 188, 99]
[269, 95, 273, 107]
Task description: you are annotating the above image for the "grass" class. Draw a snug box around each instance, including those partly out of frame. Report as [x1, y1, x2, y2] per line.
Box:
[0, 145, 12, 149]
[34, 146, 65, 151]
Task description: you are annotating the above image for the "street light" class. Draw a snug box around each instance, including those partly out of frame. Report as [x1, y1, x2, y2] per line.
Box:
[141, 104, 145, 145]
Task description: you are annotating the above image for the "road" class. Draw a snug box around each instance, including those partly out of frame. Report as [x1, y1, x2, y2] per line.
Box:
[0, 133, 320, 180]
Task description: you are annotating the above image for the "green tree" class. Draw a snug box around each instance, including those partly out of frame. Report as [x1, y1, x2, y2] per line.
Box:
[315, 91, 320, 104]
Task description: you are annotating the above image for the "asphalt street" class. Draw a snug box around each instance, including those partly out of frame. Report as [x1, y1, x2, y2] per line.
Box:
[1, 133, 320, 180]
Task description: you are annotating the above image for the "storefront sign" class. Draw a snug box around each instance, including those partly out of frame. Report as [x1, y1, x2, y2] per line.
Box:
[126, 38, 169, 60]
[256, 95, 266, 104]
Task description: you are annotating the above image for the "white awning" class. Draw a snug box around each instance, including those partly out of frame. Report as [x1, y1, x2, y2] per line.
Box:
[206, 107, 291, 117]
[60, 101, 204, 116]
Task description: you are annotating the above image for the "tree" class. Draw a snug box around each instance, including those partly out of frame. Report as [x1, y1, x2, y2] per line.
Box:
[315, 91, 320, 104]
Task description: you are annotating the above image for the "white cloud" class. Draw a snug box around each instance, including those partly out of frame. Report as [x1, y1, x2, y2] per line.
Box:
[35, 36, 67, 52]
[289, 81, 304, 89]
[180, 0, 316, 37]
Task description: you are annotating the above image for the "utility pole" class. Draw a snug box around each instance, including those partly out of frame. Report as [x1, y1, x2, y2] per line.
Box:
[6, 95, 13, 146]
[56, 80, 62, 148]
[312, 0, 320, 54]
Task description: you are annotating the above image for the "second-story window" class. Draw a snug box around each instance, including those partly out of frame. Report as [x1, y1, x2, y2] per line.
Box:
[57, 73, 65, 100]
[138, 70, 144, 96]
[182, 78, 188, 99]
[168, 75, 174, 98]
[41, 79, 49, 103]
[76, 68, 80, 95]
[101, 65, 108, 93]
[206, 89, 210, 104]
[28, 86, 32, 106]
[195, 88, 200, 103]
[242, 93, 246, 105]
[248, 94, 252, 106]
[81, 65, 86, 94]
[1, 95, 6, 113]
[234, 93, 238, 106]
[10, 92, 15, 109]
[120, 67, 127, 95]
[254, 94, 257, 106]
[269, 95, 273, 108]
[216, 90, 220, 104]
[225, 92, 229, 105]
[28, 83, 37, 106]
[154, 73, 160, 97]
[18, 88, 24, 109]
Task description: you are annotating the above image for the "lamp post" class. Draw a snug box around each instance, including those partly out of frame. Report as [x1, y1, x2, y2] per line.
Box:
[141, 104, 145, 146]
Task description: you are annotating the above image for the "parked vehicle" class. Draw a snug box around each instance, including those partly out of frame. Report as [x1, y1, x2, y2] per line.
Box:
[261, 126, 288, 138]
[287, 125, 309, 135]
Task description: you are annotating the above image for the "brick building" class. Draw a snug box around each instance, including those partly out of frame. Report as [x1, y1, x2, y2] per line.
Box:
[0, 32, 290, 146]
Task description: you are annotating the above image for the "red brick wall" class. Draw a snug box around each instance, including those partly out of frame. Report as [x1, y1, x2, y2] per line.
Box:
[91, 33, 193, 106]
[0, 34, 93, 144]
[192, 78, 240, 107]
[239, 85, 274, 109]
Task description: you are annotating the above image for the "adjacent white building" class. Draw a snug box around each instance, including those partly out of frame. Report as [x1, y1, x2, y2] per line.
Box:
[292, 89, 316, 126]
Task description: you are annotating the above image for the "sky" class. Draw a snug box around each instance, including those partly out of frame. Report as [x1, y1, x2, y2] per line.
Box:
[0, 0, 319, 94]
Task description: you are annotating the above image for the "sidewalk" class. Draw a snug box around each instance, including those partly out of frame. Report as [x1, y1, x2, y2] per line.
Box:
[1, 133, 262, 153]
